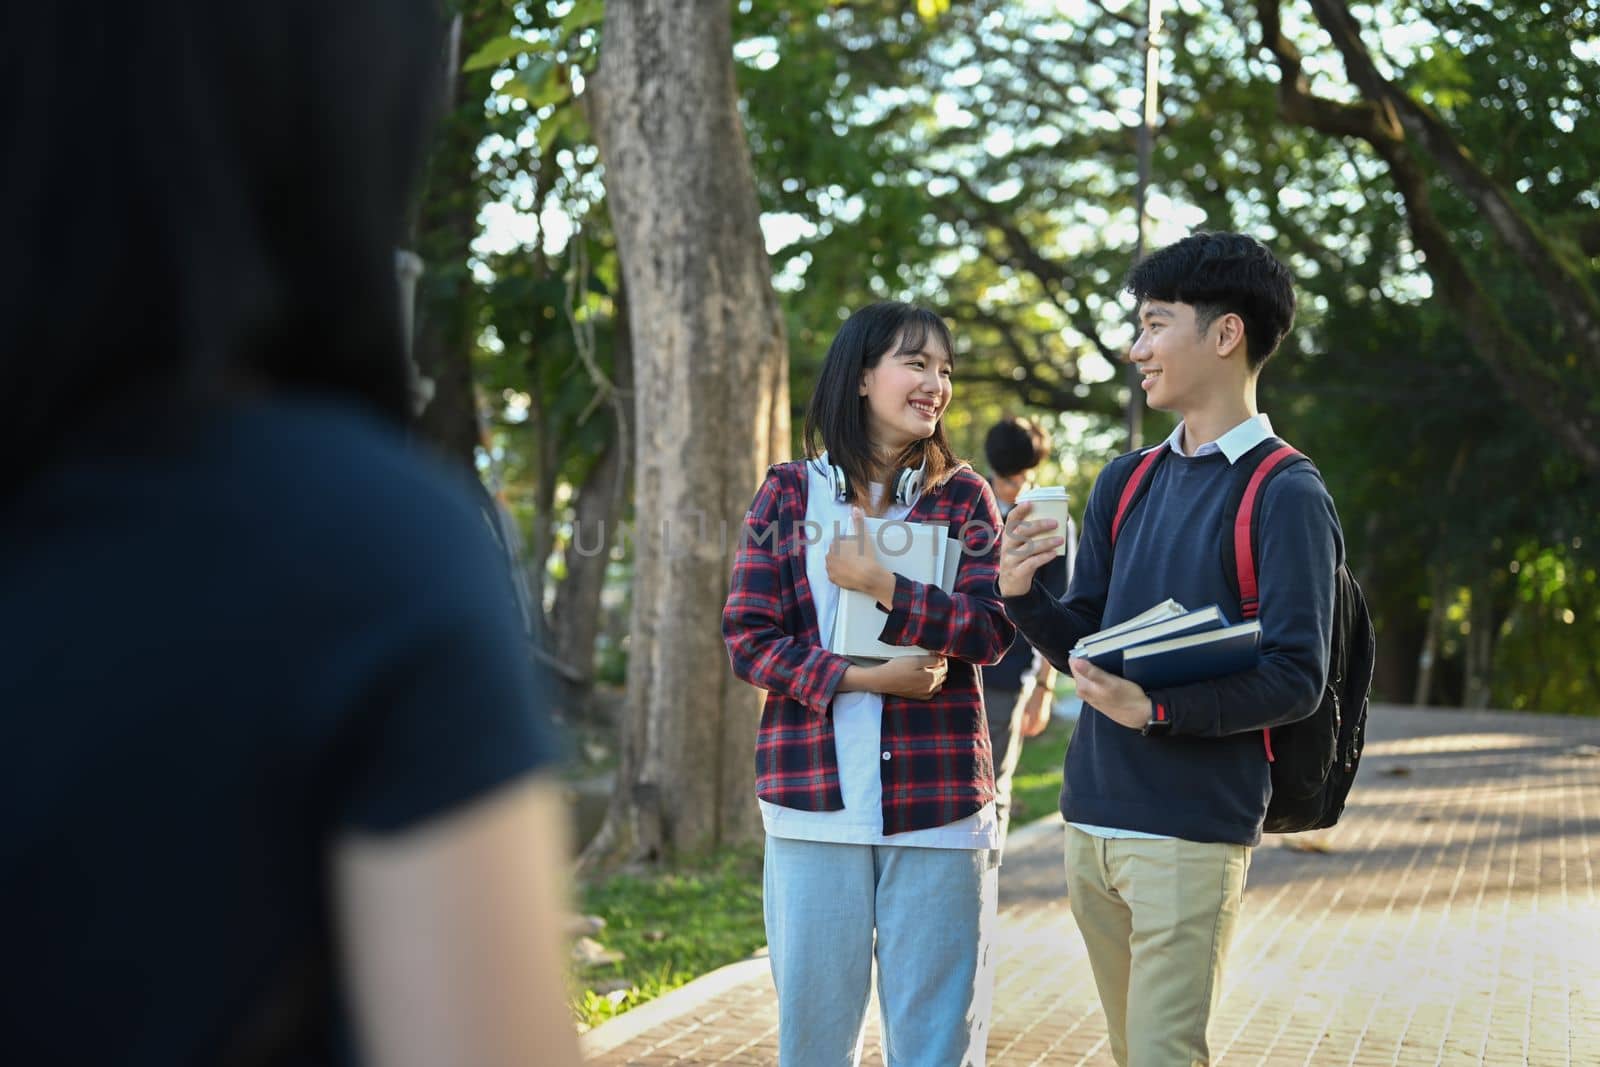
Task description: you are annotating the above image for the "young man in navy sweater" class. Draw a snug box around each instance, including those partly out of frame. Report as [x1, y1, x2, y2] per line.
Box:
[997, 232, 1342, 1066]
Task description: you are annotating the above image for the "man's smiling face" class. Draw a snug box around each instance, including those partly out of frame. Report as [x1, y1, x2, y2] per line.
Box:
[1129, 299, 1213, 413]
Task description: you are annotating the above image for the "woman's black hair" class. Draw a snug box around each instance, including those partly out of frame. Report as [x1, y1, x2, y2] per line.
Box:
[803, 301, 962, 504]
[0, 0, 443, 493]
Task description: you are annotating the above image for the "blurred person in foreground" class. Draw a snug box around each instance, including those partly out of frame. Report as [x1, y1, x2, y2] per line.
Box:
[0, 3, 584, 1066]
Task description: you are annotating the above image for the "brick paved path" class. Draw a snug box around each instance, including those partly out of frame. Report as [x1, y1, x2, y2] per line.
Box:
[584, 706, 1600, 1065]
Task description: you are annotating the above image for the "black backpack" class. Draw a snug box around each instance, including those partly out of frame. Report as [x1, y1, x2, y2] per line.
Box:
[1106, 437, 1376, 833]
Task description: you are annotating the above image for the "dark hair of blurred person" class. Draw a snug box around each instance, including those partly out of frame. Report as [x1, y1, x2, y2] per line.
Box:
[0, 4, 583, 1065]
[983, 416, 1051, 507]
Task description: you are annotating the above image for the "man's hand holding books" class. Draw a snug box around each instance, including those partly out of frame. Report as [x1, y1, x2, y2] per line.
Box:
[1067, 657, 1152, 730]
[1064, 600, 1265, 730]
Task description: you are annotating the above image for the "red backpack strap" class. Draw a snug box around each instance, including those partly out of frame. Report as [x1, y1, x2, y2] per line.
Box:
[1233, 444, 1302, 620]
[1110, 444, 1169, 546]
[1228, 440, 1304, 765]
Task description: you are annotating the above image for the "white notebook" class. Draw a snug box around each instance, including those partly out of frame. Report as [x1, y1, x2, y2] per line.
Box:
[827, 518, 954, 661]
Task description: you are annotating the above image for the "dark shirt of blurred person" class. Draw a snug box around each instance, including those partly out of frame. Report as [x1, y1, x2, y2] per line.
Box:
[982, 417, 1071, 850]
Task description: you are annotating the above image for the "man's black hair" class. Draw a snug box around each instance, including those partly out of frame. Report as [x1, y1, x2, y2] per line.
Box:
[1125, 232, 1296, 370]
[984, 418, 1049, 478]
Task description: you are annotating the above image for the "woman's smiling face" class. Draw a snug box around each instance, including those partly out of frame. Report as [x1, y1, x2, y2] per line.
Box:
[859, 334, 953, 454]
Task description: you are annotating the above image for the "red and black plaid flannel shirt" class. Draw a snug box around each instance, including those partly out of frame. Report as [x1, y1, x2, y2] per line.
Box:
[721, 460, 1015, 836]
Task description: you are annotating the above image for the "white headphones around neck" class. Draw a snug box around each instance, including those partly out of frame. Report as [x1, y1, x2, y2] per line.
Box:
[828, 459, 926, 507]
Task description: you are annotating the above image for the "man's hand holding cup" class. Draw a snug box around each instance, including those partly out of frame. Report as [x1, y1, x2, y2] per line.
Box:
[998, 500, 1066, 598]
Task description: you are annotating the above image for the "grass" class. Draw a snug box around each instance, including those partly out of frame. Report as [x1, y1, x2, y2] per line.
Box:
[571, 845, 767, 1031]
[570, 703, 1075, 1031]
[1006, 712, 1074, 826]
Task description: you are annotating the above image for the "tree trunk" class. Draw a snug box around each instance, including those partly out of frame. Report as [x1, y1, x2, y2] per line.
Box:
[583, 0, 790, 865]
[1462, 576, 1494, 709]
[1372, 607, 1423, 706]
[551, 291, 636, 721]
[1412, 445, 1472, 706]
[1413, 568, 1449, 707]
[408, 6, 508, 471]
[522, 397, 562, 649]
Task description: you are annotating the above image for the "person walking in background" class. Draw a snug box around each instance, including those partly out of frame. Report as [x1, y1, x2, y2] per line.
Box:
[723, 302, 1014, 1066]
[0, 4, 583, 1065]
[981, 417, 1072, 852]
[998, 233, 1343, 1066]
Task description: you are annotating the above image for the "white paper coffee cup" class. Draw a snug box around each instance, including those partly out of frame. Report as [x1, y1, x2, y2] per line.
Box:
[1016, 486, 1070, 557]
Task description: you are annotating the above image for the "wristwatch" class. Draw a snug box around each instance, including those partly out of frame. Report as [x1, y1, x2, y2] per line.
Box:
[1141, 701, 1171, 737]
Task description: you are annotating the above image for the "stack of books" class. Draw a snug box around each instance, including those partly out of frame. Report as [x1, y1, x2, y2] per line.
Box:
[827, 517, 962, 662]
[1071, 599, 1262, 688]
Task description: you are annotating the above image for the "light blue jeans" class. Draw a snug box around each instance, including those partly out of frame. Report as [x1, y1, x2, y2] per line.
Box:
[763, 835, 1000, 1067]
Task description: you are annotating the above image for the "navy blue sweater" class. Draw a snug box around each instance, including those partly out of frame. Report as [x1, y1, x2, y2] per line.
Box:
[1003, 444, 1343, 845]
[986, 550, 1067, 691]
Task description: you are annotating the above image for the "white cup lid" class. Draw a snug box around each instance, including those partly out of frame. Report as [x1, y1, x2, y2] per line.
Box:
[1017, 486, 1068, 501]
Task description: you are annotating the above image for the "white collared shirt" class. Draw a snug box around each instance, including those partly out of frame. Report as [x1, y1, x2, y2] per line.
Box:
[1163, 412, 1275, 463]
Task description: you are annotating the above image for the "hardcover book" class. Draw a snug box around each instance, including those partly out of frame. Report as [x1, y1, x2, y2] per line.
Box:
[1119, 620, 1263, 690]
[1075, 604, 1231, 674]
[1069, 599, 1188, 656]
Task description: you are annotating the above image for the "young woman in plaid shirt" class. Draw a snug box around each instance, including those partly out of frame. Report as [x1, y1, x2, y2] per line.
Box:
[723, 302, 1020, 1066]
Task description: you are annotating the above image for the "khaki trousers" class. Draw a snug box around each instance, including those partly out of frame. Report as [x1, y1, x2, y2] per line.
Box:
[1063, 826, 1251, 1067]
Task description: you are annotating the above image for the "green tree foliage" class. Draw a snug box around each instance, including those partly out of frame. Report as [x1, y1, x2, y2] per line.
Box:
[397, 0, 636, 733]
[724, 0, 1599, 712]
[429, 0, 1597, 714]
